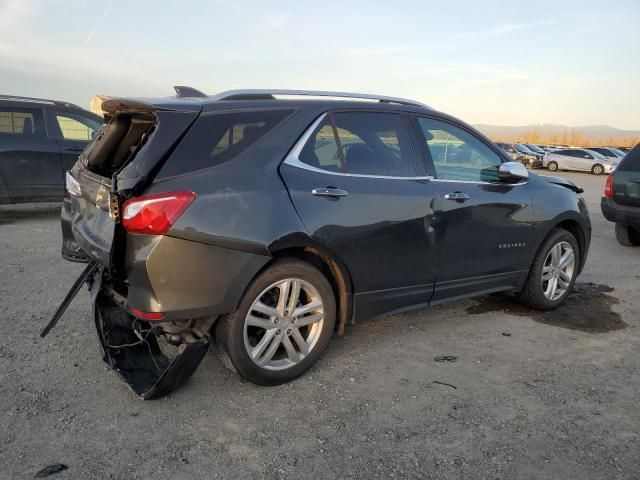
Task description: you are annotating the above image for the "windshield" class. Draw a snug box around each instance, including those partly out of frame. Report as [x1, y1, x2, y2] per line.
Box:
[526, 144, 545, 154]
[586, 150, 608, 160]
[514, 143, 534, 154]
[610, 148, 626, 156]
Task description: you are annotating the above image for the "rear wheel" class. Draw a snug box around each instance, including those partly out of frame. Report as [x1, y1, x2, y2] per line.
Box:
[547, 161, 558, 172]
[518, 229, 579, 310]
[615, 223, 640, 247]
[591, 164, 604, 175]
[215, 258, 336, 385]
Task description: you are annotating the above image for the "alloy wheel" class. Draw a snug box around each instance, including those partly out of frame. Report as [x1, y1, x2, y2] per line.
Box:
[243, 278, 325, 371]
[541, 241, 575, 301]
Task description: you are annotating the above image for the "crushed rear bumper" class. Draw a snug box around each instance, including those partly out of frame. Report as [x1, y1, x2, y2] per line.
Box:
[91, 275, 210, 399]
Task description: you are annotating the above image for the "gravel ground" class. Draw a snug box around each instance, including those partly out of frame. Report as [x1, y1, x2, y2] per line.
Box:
[1, 171, 638, 479]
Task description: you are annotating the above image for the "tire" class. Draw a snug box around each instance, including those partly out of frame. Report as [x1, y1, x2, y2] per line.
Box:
[215, 258, 336, 386]
[547, 161, 558, 172]
[517, 229, 580, 310]
[591, 164, 604, 175]
[614, 223, 640, 247]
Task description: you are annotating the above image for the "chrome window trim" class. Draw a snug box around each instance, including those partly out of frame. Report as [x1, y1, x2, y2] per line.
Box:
[283, 113, 527, 186]
[283, 113, 434, 181]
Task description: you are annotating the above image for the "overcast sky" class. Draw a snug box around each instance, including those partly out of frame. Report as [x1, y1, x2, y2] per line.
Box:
[1, 0, 638, 129]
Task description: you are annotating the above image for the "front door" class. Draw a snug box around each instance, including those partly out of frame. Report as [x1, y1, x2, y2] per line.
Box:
[411, 116, 534, 302]
[0, 106, 63, 201]
[280, 111, 438, 320]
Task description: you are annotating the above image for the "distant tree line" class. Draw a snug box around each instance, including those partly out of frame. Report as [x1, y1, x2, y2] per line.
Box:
[490, 129, 639, 148]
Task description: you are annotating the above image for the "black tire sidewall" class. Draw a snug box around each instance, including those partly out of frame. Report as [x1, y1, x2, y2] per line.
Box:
[217, 259, 336, 385]
[528, 230, 580, 309]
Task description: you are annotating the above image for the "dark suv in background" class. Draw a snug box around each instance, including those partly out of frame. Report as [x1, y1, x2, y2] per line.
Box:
[601, 143, 640, 246]
[49, 88, 591, 399]
[0, 95, 103, 204]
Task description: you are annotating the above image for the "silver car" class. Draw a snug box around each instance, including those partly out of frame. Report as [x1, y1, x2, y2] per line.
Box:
[544, 148, 616, 175]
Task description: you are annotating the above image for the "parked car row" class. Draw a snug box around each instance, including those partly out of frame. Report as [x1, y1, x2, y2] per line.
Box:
[494, 140, 633, 176]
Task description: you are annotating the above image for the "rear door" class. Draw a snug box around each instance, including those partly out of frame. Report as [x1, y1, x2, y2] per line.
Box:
[409, 115, 534, 302]
[280, 110, 438, 320]
[0, 105, 63, 201]
[50, 109, 103, 171]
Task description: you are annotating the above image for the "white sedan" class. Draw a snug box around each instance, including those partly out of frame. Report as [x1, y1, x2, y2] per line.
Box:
[543, 148, 616, 175]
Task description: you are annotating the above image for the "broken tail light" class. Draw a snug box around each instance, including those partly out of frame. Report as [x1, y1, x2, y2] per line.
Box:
[122, 191, 196, 235]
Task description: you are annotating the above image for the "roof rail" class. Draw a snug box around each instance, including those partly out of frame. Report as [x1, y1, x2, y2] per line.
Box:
[174, 85, 207, 98]
[0, 94, 81, 108]
[208, 89, 431, 109]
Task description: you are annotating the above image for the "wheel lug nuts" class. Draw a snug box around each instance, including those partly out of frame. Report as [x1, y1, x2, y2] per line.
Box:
[276, 329, 281, 334]
[287, 328, 292, 335]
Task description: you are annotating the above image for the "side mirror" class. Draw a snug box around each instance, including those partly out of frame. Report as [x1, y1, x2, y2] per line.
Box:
[499, 161, 529, 182]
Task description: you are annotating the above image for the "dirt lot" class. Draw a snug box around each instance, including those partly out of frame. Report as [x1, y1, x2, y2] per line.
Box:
[1, 171, 638, 479]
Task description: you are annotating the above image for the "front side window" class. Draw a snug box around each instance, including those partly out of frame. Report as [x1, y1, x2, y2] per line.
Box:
[55, 112, 102, 141]
[0, 107, 46, 137]
[299, 112, 416, 177]
[416, 117, 502, 182]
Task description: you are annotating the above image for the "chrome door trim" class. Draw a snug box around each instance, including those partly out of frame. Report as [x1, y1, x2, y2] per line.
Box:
[282, 113, 527, 186]
[282, 113, 434, 181]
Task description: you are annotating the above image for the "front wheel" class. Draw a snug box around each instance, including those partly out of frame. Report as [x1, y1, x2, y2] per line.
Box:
[591, 164, 604, 175]
[215, 258, 336, 385]
[517, 229, 579, 310]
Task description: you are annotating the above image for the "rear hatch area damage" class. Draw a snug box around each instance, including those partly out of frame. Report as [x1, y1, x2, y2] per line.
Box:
[47, 96, 211, 399]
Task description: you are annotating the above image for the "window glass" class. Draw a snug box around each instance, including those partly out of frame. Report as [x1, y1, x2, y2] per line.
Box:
[417, 117, 502, 182]
[299, 112, 416, 176]
[0, 107, 46, 136]
[299, 118, 341, 171]
[159, 109, 292, 177]
[55, 112, 102, 141]
[617, 145, 640, 172]
[333, 112, 415, 176]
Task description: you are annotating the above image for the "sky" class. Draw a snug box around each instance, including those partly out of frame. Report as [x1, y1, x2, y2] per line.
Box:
[1, 0, 639, 129]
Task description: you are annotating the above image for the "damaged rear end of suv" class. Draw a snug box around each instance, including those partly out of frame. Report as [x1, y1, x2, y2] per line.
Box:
[52, 93, 216, 399]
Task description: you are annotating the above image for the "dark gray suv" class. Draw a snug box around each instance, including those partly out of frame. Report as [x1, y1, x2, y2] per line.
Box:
[0, 95, 103, 203]
[48, 88, 591, 399]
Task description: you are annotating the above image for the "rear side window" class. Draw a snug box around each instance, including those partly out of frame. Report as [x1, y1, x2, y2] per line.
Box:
[299, 112, 416, 177]
[161, 109, 292, 177]
[617, 145, 640, 172]
[0, 107, 46, 137]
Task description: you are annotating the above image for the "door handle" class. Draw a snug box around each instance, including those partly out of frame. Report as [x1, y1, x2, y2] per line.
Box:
[444, 192, 470, 201]
[312, 187, 349, 199]
[64, 146, 84, 152]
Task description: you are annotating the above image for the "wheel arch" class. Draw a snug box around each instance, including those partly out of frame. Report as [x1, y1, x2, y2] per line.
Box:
[266, 235, 354, 334]
[542, 216, 588, 274]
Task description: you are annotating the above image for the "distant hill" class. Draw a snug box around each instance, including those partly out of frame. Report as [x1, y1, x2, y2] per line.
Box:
[474, 124, 640, 147]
